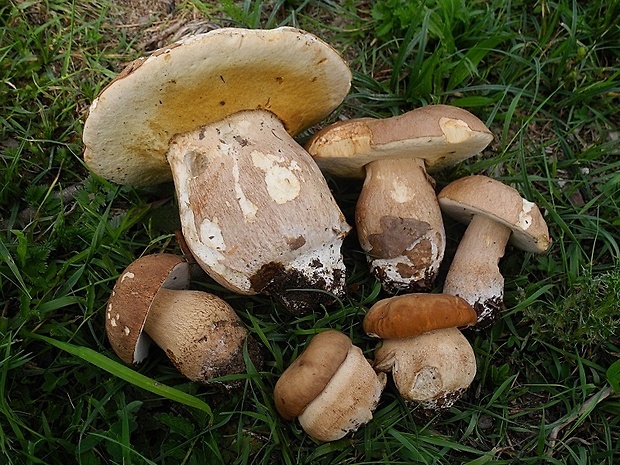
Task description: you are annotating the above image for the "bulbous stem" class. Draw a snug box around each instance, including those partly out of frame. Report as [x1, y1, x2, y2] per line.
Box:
[356, 157, 445, 293]
[144, 288, 251, 383]
[167, 109, 350, 313]
[443, 214, 512, 326]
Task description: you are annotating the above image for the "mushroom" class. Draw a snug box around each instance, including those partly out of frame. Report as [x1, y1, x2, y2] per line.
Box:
[437, 175, 551, 327]
[274, 330, 386, 442]
[83, 27, 352, 314]
[363, 293, 477, 411]
[105, 253, 260, 384]
[373, 328, 477, 411]
[305, 105, 493, 294]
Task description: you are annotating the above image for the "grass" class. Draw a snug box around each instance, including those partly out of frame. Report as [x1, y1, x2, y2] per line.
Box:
[1, 0, 619, 463]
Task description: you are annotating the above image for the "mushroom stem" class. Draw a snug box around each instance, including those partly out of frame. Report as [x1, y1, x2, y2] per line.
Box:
[144, 288, 252, 383]
[443, 214, 512, 325]
[356, 157, 445, 293]
[167, 109, 350, 314]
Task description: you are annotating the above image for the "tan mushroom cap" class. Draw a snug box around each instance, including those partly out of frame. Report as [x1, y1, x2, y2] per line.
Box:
[105, 254, 189, 365]
[306, 104, 493, 178]
[274, 330, 352, 420]
[363, 293, 478, 339]
[83, 27, 352, 185]
[438, 175, 551, 253]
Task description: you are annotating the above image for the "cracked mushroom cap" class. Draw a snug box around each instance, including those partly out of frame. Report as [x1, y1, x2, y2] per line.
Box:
[363, 293, 478, 339]
[105, 254, 189, 365]
[438, 175, 551, 253]
[83, 27, 352, 185]
[305, 104, 493, 178]
[373, 327, 476, 411]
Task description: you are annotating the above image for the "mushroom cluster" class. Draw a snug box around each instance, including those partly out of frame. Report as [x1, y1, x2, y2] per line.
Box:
[86, 25, 554, 443]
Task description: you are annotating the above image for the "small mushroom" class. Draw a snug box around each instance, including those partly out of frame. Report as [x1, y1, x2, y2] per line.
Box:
[105, 253, 260, 384]
[306, 105, 493, 294]
[437, 175, 551, 326]
[83, 27, 352, 313]
[373, 328, 477, 411]
[274, 330, 386, 442]
[364, 293, 477, 411]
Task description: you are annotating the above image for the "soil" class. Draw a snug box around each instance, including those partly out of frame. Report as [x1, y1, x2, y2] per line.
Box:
[109, 0, 222, 52]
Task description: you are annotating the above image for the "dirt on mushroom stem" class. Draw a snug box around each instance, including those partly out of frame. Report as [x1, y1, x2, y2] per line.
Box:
[248, 261, 345, 314]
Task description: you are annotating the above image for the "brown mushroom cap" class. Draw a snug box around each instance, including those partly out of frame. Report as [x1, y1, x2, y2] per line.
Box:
[105, 254, 189, 365]
[274, 330, 352, 420]
[373, 327, 476, 410]
[437, 175, 551, 253]
[363, 293, 478, 339]
[83, 27, 352, 185]
[306, 104, 493, 179]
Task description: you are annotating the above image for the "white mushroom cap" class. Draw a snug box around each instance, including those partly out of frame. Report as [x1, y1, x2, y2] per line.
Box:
[438, 175, 551, 253]
[83, 27, 352, 185]
[306, 104, 494, 178]
[373, 327, 476, 411]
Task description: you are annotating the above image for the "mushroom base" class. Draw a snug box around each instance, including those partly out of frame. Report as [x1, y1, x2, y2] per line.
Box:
[249, 257, 346, 315]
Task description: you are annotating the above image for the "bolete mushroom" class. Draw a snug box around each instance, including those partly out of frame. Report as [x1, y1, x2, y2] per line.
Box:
[364, 293, 477, 411]
[306, 105, 493, 294]
[274, 330, 386, 442]
[373, 328, 477, 411]
[105, 253, 260, 384]
[437, 175, 551, 327]
[83, 27, 352, 314]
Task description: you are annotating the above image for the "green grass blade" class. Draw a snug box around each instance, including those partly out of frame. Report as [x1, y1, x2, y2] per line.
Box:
[26, 332, 212, 417]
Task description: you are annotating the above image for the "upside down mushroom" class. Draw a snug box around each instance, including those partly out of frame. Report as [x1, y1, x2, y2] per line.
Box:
[83, 27, 352, 314]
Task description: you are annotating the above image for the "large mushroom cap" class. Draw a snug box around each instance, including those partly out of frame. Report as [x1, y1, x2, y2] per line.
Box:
[363, 293, 478, 339]
[274, 330, 352, 420]
[105, 254, 190, 365]
[306, 104, 493, 178]
[438, 175, 551, 253]
[83, 27, 352, 185]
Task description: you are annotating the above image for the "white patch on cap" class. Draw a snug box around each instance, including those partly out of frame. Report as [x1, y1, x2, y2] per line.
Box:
[439, 117, 472, 143]
[518, 199, 535, 229]
[121, 272, 135, 282]
[251, 150, 301, 204]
